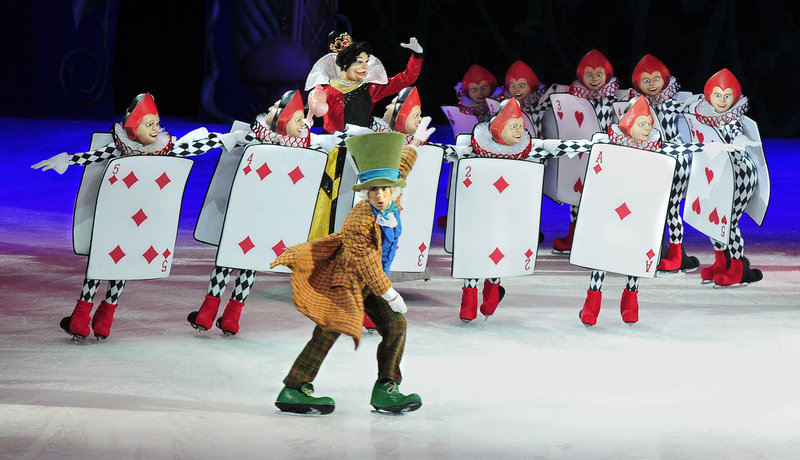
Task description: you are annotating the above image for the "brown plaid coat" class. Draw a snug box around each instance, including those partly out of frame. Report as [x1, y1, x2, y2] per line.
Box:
[271, 146, 417, 347]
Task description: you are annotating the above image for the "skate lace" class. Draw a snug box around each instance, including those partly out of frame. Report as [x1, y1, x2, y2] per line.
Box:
[385, 382, 398, 394]
[301, 383, 315, 396]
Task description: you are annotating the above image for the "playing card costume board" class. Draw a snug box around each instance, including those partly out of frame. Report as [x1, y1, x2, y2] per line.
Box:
[441, 106, 480, 136]
[194, 121, 250, 245]
[195, 143, 327, 274]
[682, 114, 770, 240]
[570, 143, 676, 278]
[543, 93, 603, 205]
[72, 133, 193, 280]
[338, 144, 444, 272]
[450, 157, 544, 279]
[444, 134, 472, 254]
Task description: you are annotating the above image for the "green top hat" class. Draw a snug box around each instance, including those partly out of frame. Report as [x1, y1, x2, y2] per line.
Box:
[345, 132, 407, 191]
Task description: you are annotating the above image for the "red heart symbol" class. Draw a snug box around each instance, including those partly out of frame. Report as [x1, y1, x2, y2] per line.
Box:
[696, 130, 704, 143]
[574, 111, 584, 127]
[573, 178, 583, 193]
[691, 198, 701, 215]
[578, 151, 584, 160]
[721, 215, 727, 224]
[709, 208, 720, 225]
[705, 167, 714, 184]
[557, 111, 564, 120]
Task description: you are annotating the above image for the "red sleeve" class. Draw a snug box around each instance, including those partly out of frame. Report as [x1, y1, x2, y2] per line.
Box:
[369, 55, 423, 102]
[322, 85, 345, 133]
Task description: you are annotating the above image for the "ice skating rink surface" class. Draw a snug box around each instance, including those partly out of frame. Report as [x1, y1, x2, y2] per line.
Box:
[1, 118, 799, 459]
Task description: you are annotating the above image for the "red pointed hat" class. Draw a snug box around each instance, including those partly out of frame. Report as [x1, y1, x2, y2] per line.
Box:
[703, 68, 742, 104]
[618, 97, 652, 136]
[391, 86, 421, 132]
[576, 49, 614, 81]
[270, 90, 305, 135]
[632, 54, 670, 93]
[462, 64, 497, 91]
[123, 93, 158, 141]
[505, 60, 539, 88]
[489, 98, 524, 143]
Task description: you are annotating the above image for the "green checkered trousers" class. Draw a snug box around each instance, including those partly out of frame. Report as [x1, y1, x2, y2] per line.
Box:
[283, 288, 407, 388]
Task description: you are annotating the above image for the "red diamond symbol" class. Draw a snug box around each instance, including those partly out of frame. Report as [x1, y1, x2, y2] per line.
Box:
[162, 248, 171, 259]
[489, 247, 505, 265]
[108, 175, 118, 185]
[131, 208, 148, 227]
[525, 249, 533, 259]
[493, 176, 509, 193]
[243, 165, 252, 175]
[418, 242, 427, 253]
[155, 172, 171, 189]
[288, 166, 305, 184]
[272, 240, 287, 256]
[109, 245, 126, 264]
[143, 246, 158, 264]
[256, 162, 272, 180]
[578, 151, 585, 160]
[122, 171, 138, 188]
[646, 249, 655, 260]
[239, 236, 255, 254]
[463, 178, 472, 188]
[615, 203, 631, 220]
[593, 164, 603, 174]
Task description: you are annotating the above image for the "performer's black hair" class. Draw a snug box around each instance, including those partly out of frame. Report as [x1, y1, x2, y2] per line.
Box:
[336, 41, 372, 70]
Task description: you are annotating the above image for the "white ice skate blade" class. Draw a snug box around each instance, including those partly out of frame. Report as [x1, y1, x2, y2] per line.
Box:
[713, 282, 749, 289]
[550, 249, 570, 255]
[274, 408, 325, 417]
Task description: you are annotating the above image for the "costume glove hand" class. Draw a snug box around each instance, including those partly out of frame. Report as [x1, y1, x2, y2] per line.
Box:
[308, 84, 329, 118]
[400, 37, 423, 54]
[381, 287, 407, 314]
[175, 127, 209, 146]
[31, 152, 69, 174]
[413, 116, 435, 144]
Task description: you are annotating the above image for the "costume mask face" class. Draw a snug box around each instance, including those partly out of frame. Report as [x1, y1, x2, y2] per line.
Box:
[264, 101, 280, 127]
[709, 86, 735, 113]
[628, 115, 653, 141]
[582, 66, 607, 90]
[135, 114, 161, 145]
[499, 117, 525, 145]
[344, 52, 369, 81]
[638, 71, 664, 96]
[403, 106, 422, 134]
[368, 186, 392, 211]
[468, 81, 491, 103]
[284, 110, 306, 137]
[508, 78, 531, 100]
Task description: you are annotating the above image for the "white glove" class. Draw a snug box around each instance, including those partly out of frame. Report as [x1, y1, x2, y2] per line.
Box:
[31, 152, 69, 174]
[413, 116, 435, 144]
[732, 135, 760, 149]
[344, 124, 373, 137]
[381, 287, 407, 314]
[218, 132, 238, 152]
[232, 129, 251, 144]
[175, 127, 210, 146]
[400, 37, 423, 54]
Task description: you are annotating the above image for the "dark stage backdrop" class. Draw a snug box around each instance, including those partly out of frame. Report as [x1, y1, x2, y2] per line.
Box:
[2, 1, 798, 137]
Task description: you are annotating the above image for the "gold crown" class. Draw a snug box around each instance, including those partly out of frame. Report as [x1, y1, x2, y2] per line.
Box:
[329, 32, 353, 53]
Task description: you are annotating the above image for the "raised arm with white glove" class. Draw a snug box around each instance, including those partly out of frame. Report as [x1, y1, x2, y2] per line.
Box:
[380, 287, 407, 314]
[400, 37, 423, 54]
[412, 116, 435, 146]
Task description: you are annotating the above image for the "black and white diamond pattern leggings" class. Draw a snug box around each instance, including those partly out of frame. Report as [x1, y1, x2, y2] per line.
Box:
[207, 266, 256, 302]
[79, 279, 126, 304]
[588, 270, 639, 292]
[711, 154, 757, 259]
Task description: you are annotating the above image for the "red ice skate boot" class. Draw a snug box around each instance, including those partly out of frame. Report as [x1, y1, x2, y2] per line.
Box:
[479, 279, 506, 318]
[216, 298, 244, 336]
[552, 223, 575, 253]
[620, 289, 639, 324]
[187, 295, 221, 331]
[714, 257, 763, 287]
[700, 250, 730, 283]
[459, 286, 478, 323]
[363, 313, 377, 333]
[60, 300, 93, 339]
[657, 243, 683, 272]
[579, 290, 602, 326]
[91, 301, 117, 340]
